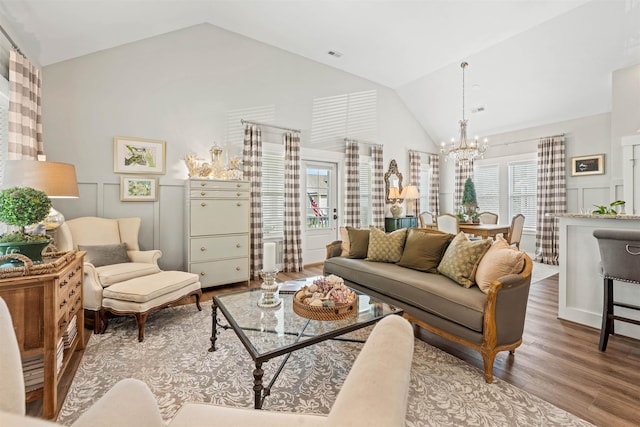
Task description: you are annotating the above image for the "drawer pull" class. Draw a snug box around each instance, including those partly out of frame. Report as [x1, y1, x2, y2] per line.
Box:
[200, 246, 207, 251]
[237, 202, 241, 207]
[69, 289, 75, 297]
[201, 191, 206, 196]
[60, 299, 67, 309]
[59, 280, 68, 288]
[201, 202, 207, 207]
[201, 182, 206, 187]
[69, 271, 75, 278]
[237, 192, 241, 196]
[236, 243, 241, 248]
[236, 183, 241, 188]
[200, 272, 206, 276]
[235, 266, 241, 271]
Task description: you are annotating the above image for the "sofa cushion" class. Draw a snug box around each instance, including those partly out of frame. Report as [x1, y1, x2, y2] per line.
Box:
[96, 263, 162, 286]
[397, 229, 454, 273]
[475, 236, 526, 293]
[339, 226, 350, 257]
[347, 227, 370, 259]
[324, 257, 486, 332]
[367, 227, 407, 263]
[437, 232, 491, 288]
[79, 243, 130, 267]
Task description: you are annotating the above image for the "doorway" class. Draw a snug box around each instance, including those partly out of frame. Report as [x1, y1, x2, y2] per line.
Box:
[302, 161, 338, 264]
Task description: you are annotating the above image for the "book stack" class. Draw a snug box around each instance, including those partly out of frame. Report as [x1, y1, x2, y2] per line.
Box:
[63, 315, 78, 350]
[22, 354, 44, 392]
[56, 337, 64, 374]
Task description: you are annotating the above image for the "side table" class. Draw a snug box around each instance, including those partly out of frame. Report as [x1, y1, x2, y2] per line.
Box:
[385, 217, 418, 232]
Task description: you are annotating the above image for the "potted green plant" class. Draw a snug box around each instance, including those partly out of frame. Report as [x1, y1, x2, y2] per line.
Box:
[592, 200, 625, 215]
[461, 178, 478, 219]
[0, 187, 52, 264]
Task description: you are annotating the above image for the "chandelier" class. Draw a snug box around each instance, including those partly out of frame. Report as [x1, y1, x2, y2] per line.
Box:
[440, 62, 488, 163]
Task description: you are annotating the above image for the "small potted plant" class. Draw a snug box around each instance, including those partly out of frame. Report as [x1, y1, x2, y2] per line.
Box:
[461, 178, 478, 222]
[0, 187, 52, 264]
[592, 200, 625, 215]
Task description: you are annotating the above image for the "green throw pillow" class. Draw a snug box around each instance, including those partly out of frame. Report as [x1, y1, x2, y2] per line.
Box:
[347, 227, 370, 259]
[367, 226, 407, 263]
[78, 243, 131, 268]
[397, 229, 454, 273]
[437, 232, 491, 288]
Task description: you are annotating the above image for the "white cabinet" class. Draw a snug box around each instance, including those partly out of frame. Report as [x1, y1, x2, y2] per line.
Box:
[185, 179, 250, 287]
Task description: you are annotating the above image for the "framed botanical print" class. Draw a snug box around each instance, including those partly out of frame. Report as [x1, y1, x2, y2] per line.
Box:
[570, 154, 604, 176]
[114, 136, 166, 174]
[120, 176, 158, 201]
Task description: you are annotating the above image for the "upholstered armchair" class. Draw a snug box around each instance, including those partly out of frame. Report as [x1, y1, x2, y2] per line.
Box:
[55, 217, 162, 332]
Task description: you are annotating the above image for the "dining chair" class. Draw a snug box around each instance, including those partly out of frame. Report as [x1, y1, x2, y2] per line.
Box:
[478, 212, 498, 224]
[507, 214, 525, 249]
[419, 211, 434, 228]
[436, 213, 459, 234]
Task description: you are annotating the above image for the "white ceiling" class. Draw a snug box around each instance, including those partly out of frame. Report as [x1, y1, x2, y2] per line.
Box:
[0, 0, 638, 143]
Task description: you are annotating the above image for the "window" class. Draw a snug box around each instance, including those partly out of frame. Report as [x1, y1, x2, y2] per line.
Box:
[418, 161, 431, 213]
[474, 164, 500, 215]
[359, 158, 372, 227]
[509, 160, 537, 230]
[261, 150, 284, 238]
[310, 90, 377, 144]
[305, 167, 330, 229]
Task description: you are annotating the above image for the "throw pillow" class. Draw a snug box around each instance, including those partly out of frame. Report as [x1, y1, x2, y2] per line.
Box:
[339, 226, 350, 257]
[397, 229, 454, 273]
[437, 232, 491, 288]
[475, 236, 526, 293]
[78, 243, 131, 268]
[367, 226, 407, 263]
[346, 227, 370, 259]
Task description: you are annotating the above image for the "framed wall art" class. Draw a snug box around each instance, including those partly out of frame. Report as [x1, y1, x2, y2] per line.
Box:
[114, 136, 166, 174]
[120, 176, 158, 201]
[570, 154, 605, 176]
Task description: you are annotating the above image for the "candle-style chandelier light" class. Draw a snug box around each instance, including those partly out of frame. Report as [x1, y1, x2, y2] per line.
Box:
[440, 62, 488, 163]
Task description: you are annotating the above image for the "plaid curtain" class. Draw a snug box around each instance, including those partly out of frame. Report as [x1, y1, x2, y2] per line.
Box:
[8, 50, 43, 159]
[429, 154, 440, 216]
[344, 141, 360, 227]
[409, 151, 420, 216]
[535, 136, 566, 265]
[454, 159, 474, 210]
[371, 145, 385, 228]
[283, 132, 303, 272]
[243, 125, 263, 279]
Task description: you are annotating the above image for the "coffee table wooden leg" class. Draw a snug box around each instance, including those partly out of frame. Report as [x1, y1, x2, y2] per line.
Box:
[209, 303, 218, 352]
[253, 362, 264, 409]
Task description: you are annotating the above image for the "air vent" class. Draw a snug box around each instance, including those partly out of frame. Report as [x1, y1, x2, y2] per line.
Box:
[472, 106, 485, 114]
[327, 50, 343, 58]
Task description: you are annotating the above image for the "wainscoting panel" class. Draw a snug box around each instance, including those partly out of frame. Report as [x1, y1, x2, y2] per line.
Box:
[582, 186, 609, 210]
[158, 184, 185, 271]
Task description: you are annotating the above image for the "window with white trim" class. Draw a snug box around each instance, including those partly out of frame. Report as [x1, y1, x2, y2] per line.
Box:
[508, 160, 537, 230]
[262, 149, 285, 238]
[474, 164, 500, 215]
[418, 160, 431, 213]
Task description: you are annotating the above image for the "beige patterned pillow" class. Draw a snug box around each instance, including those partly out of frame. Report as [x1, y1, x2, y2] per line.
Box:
[367, 226, 407, 263]
[437, 232, 491, 288]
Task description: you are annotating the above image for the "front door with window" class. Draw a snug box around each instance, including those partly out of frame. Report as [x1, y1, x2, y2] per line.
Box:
[302, 161, 338, 264]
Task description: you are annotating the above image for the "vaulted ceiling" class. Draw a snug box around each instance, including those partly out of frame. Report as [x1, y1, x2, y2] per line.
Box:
[0, 0, 638, 143]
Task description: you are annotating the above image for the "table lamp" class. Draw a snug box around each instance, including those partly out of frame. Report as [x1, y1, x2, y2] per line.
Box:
[388, 187, 403, 218]
[402, 185, 420, 217]
[2, 160, 79, 231]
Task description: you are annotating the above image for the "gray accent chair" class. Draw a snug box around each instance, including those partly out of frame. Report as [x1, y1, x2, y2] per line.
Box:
[593, 229, 640, 351]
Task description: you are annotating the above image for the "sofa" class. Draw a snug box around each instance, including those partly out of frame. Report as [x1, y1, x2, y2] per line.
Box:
[1, 293, 414, 427]
[325, 226, 533, 383]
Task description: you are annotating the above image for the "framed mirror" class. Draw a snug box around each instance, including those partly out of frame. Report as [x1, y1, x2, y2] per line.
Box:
[384, 159, 403, 204]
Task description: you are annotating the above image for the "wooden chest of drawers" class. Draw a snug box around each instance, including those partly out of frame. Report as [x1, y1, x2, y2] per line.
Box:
[0, 252, 85, 419]
[184, 179, 250, 287]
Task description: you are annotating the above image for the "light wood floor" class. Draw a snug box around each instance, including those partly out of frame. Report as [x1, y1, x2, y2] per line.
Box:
[29, 266, 640, 426]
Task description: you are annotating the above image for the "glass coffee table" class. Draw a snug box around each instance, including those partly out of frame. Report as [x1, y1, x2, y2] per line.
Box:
[209, 286, 402, 409]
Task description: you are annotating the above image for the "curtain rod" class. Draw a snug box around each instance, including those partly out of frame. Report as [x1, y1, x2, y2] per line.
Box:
[343, 137, 382, 147]
[408, 149, 437, 156]
[241, 119, 300, 133]
[0, 23, 24, 57]
[490, 133, 565, 147]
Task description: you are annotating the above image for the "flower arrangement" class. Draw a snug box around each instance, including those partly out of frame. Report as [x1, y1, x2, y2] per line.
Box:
[294, 275, 356, 308]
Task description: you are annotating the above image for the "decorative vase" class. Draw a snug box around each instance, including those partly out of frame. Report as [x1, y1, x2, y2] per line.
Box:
[0, 238, 52, 265]
[390, 203, 403, 219]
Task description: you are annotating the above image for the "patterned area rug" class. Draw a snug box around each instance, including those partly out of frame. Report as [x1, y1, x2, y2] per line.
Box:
[58, 302, 591, 427]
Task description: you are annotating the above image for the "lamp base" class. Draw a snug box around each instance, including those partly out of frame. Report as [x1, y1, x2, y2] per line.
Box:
[390, 204, 403, 219]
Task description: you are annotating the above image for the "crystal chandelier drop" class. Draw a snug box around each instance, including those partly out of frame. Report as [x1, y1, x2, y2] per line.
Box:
[440, 62, 488, 163]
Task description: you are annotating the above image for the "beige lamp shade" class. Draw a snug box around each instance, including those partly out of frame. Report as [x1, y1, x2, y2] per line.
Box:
[402, 185, 420, 200]
[2, 160, 79, 198]
[388, 187, 401, 199]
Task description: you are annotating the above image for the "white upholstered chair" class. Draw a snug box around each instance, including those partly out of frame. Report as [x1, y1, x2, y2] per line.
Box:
[418, 211, 435, 228]
[0, 295, 414, 427]
[436, 213, 459, 234]
[478, 211, 499, 224]
[56, 217, 201, 341]
[507, 214, 525, 249]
